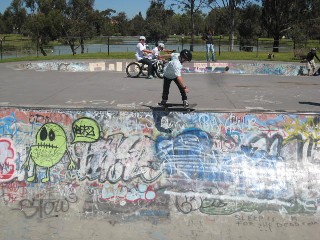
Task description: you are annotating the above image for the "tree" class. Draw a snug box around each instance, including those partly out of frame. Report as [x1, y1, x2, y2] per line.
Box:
[128, 12, 145, 36]
[5, 0, 27, 34]
[238, 3, 262, 51]
[144, 0, 174, 43]
[171, 0, 207, 51]
[169, 13, 190, 35]
[261, 0, 297, 52]
[204, 8, 227, 36]
[207, 0, 249, 51]
[98, 8, 116, 36]
[62, 0, 96, 55]
[22, 0, 65, 56]
[111, 12, 129, 36]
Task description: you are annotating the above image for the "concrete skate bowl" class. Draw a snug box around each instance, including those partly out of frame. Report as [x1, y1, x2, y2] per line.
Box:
[12, 60, 309, 76]
[0, 106, 320, 240]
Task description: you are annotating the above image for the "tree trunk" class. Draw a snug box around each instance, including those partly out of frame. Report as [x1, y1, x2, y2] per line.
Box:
[37, 36, 47, 56]
[229, 31, 235, 52]
[80, 38, 85, 54]
[69, 40, 76, 55]
[190, 8, 195, 51]
[228, 0, 235, 52]
[39, 46, 47, 56]
[273, 36, 280, 52]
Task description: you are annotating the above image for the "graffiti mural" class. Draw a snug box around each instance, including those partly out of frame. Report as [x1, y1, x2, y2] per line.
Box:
[0, 139, 15, 181]
[14, 61, 307, 76]
[0, 107, 320, 225]
[22, 123, 76, 183]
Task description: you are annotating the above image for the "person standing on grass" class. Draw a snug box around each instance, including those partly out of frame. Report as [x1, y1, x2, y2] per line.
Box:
[202, 29, 216, 62]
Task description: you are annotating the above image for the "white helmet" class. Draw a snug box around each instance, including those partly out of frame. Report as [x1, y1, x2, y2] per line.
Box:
[139, 36, 146, 40]
[158, 43, 165, 49]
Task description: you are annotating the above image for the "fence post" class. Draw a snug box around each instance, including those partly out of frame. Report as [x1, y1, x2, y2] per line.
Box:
[36, 37, 39, 57]
[256, 38, 259, 58]
[218, 36, 221, 56]
[108, 37, 110, 56]
[181, 36, 184, 50]
[0, 39, 2, 60]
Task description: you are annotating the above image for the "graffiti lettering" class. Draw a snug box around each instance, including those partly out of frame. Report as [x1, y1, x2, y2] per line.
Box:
[13, 197, 75, 219]
[73, 125, 95, 138]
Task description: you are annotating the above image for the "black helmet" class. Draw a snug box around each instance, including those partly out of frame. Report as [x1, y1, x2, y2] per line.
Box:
[180, 49, 192, 61]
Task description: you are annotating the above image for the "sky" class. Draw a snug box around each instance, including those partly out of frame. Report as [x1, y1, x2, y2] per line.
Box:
[0, 0, 210, 19]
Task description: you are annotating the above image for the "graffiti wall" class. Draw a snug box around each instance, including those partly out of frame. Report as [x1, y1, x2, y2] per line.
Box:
[0, 107, 320, 239]
[13, 60, 307, 76]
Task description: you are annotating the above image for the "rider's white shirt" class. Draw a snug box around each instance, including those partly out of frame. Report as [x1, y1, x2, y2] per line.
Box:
[135, 42, 147, 61]
[163, 53, 182, 79]
[152, 47, 160, 59]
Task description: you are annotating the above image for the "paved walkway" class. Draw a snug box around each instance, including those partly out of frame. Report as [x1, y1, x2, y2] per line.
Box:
[0, 60, 319, 112]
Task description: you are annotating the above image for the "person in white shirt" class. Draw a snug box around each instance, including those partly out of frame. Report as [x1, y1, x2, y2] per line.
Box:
[159, 49, 193, 108]
[151, 43, 175, 60]
[135, 36, 154, 79]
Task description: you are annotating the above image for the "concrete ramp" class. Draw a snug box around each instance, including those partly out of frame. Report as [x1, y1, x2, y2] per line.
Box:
[0, 106, 319, 240]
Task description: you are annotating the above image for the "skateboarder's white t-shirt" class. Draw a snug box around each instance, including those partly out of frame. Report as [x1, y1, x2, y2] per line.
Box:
[163, 53, 182, 79]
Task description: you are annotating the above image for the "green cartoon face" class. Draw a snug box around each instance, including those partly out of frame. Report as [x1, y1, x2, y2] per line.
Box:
[30, 123, 67, 168]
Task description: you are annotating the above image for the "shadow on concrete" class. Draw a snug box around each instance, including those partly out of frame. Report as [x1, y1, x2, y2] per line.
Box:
[299, 101, 320, 107]
[142, 105, 173, 133]
[142, 104, 196, 133]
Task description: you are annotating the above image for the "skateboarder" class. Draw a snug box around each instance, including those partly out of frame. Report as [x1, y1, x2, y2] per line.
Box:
[159, 49, 192, 108]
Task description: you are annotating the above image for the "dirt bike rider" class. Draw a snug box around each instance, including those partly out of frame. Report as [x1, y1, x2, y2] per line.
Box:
[160, 49, 192, 108]
[135, 36, 154, 79]
[152, 43, 175, 60]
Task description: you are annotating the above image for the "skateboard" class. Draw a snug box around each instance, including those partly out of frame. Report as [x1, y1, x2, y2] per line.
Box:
[158, 102, 197, 112]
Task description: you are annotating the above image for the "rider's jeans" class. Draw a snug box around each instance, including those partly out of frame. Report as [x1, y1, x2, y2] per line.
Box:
[139, 58, 154, 76]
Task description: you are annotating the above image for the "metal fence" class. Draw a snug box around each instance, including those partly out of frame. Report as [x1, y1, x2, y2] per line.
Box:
[0, 36, 318, 60]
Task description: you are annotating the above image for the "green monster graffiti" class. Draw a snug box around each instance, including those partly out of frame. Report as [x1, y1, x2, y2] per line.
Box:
[22, 123, 76, 183]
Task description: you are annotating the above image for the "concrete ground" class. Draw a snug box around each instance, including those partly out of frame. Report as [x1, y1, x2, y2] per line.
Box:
[1, 60, 320, 240]
[1, 60, 320, 112]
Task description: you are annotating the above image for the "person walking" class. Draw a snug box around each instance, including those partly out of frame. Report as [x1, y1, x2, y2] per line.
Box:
[135, 36, 154, 79]
[305, 48, 320, 76]
[159, 49, 192, 108]
[202, 29, 216, 62]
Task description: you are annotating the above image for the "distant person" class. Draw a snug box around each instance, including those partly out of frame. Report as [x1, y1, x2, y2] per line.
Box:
[135, 36, 154, 79]
[202, 29, 216, 62]
[159, 49, 192, 108]
[152, 43, 175, 60]
[304, 48, 320, 76]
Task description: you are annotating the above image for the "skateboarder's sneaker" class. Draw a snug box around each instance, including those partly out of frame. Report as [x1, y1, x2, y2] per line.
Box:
[183, 100, 189, 108]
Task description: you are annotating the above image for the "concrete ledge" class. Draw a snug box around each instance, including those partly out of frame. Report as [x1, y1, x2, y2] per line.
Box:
[12, 60, 309, 76]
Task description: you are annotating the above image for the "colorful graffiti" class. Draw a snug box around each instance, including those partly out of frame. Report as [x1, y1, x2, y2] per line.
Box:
[0, 107, 320, 223]
[13, 61, 307, 76]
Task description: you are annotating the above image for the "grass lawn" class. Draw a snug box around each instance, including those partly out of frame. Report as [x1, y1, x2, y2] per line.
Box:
[0, 51, 303, 63]
[0, 34, 312, 63]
